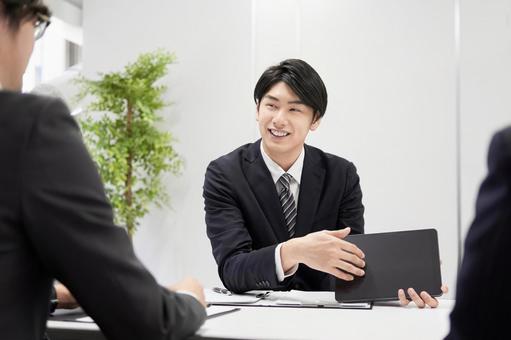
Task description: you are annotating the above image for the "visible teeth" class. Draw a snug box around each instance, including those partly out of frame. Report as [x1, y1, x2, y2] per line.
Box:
[270, 129, 289, 137]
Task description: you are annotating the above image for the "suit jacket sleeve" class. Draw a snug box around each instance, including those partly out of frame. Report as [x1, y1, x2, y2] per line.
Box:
[446, 128, 511, 339]
[338, 162, 364, 235]
[204, 160, 285, 293]
[20, 98, 206, 340]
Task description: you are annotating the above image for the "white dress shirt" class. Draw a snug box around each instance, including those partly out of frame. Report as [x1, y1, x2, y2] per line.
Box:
[259, 142, 304, 282]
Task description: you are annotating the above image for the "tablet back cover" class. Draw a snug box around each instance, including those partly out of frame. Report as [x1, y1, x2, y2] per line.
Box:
[335, 229, 442, 303]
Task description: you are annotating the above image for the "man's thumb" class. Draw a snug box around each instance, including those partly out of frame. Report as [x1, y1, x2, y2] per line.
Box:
[327, 227, 351, 239]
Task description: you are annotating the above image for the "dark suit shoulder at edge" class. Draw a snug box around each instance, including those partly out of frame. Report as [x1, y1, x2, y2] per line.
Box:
[496, 125, 511, 150]
[0, 90, 66, 106]
[207, 141, 258, 167]
[489, 126, 511, 169]
[0, 91, 70, 122]
[304, 143, 355, 167]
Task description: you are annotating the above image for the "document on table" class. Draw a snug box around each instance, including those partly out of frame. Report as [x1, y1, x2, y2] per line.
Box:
[75, 316, 94, 323]
[205, 288, 267, 305]
[268, 290, 372, 309]
[50, 307, 94, 323]
[50, 306, 239, 323]
[207, 306, 241, 319]
[206, 288, 372, 309]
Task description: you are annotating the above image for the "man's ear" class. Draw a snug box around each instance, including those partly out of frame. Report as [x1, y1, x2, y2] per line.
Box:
[310, 116, 321, 131]
[255, 103, 260, 121]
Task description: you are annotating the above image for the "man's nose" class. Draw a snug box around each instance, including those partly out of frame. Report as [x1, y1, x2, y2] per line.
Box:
[272, 110, 287, 128]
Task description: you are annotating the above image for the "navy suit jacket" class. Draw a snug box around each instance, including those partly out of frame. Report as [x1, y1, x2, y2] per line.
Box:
[446, 126, 511, 339]
[0, 91, 205, 340]
[203, 140, 364, 293]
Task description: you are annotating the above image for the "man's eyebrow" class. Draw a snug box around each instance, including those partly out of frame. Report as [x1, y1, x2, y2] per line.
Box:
[263, 95, 279, 101]
[263, 95, 304, 105]
[288, 100, 305, 105]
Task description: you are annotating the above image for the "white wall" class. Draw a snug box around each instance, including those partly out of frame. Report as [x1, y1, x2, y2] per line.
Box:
[459, 0, 511, 248]
[82, 0, 510, 295]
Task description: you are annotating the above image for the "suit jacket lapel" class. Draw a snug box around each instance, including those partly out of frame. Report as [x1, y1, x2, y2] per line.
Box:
[295, 145, 325, 237]
[242, 140, 289, 242]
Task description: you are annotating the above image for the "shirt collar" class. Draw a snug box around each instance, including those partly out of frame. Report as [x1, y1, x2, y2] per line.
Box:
[260, 142, 304, 185]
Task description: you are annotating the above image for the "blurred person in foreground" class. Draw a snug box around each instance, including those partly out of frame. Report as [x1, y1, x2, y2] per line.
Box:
[446, 126, 511, 339]
[0, 1, 206, 339]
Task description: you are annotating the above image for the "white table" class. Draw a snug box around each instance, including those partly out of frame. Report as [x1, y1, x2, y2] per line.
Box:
[197, 300, 454, 340]
[47, 299, 454, 340]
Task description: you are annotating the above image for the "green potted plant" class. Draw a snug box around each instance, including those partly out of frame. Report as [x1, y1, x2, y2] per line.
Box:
[76, 50, 183, 237]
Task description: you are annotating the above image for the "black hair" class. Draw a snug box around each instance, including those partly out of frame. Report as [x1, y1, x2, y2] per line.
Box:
[0, 0, 50, 31]
[253, 59, 328, 122]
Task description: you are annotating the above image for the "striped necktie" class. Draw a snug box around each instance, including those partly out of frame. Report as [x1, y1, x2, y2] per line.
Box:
[278, 173, 297, 237]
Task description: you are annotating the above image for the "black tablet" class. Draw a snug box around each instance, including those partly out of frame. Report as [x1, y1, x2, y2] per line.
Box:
[335, 229, 442, 303]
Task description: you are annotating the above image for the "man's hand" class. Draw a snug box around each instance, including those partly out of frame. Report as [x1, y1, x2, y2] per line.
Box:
[398, 284, 449, 308]
[55, 283, 78, 309]
[168, 277, 207, 308]
[280, 227, 366, 281]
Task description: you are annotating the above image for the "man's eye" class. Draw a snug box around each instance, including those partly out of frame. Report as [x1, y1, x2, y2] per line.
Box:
[290, 108, 302, 112]
[266, 104, 277, 110]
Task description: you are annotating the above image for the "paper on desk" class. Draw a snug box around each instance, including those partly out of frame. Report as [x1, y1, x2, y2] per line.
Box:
[266, 290, 372, 309]
[51, 307, 239, 323]
[75, 316, 94, 323]
[205, 288, 371, 309]
[205, 289, 262, 305]
[207, 306, 240, 319]
[50, 307, 237, 324]
[49, 307, 97, 322]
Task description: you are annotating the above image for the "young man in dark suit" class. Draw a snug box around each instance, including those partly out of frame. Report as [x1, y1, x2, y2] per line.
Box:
[204, 59, 445, 307]
[446, 126, 511, 339]
[0, 1, 206, 339]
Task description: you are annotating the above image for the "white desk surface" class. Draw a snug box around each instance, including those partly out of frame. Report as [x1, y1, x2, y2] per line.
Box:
[197, 299, 454, 340]
[48, 298, 454, 340]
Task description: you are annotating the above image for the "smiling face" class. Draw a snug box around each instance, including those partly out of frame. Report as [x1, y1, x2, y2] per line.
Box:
[256, 81, 320, 170]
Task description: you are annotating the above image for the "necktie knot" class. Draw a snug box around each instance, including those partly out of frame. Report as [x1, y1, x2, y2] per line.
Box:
[278, 173, 293, 191]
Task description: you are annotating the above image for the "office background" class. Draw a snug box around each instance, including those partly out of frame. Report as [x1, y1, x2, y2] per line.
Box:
[30, 0, 511, 297]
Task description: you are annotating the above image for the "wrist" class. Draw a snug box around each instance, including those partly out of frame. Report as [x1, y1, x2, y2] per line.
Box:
[281, 238, 302, 270]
